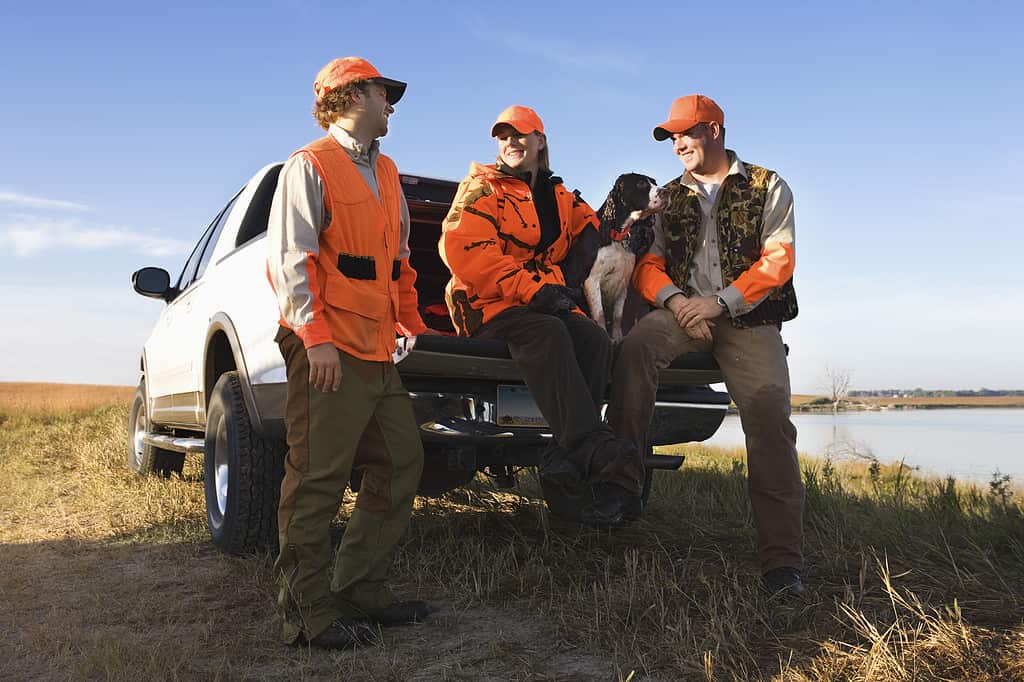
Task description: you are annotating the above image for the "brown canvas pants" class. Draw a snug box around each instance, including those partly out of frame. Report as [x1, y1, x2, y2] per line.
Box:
[274, 327, 423, 643]
[607, 309, 803, 571]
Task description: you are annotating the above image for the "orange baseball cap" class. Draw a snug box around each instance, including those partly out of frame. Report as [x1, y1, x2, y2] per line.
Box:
[652, 94, 725, 141]
[313, 56, 407, 106]
[490, 105, 545, 137]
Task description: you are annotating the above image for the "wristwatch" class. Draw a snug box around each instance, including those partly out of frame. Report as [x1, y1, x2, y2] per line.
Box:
[715, 295, 729, 316]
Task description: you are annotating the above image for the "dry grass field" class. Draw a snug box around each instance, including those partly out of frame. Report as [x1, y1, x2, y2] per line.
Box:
[0, 381, 135, 418]
[2, 385, 1023, 680]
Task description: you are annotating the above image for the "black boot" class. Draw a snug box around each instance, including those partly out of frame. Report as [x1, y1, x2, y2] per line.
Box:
[300, 619, 379, 650]
[581, 482, 626, 528]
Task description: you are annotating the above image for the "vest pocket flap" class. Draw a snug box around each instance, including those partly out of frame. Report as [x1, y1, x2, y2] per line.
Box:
[322, 276, 388, 320]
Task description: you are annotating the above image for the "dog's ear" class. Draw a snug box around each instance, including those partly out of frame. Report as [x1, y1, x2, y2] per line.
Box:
[597, 174, 630, 241]
[628, 220, 656, 257]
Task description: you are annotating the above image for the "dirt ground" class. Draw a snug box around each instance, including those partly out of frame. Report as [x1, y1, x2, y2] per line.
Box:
[0, 536, 659, 681]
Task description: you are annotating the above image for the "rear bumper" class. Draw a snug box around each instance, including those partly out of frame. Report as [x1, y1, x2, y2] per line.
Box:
[252, 335, 729, 449]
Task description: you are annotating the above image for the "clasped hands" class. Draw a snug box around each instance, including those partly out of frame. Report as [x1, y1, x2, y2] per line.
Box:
[666, 294, 723, 342]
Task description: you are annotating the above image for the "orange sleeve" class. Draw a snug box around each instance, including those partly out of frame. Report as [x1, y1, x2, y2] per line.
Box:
[632, 253, 675, 306]
[394, 257, 427, 336]
[729, 242, 795, 304]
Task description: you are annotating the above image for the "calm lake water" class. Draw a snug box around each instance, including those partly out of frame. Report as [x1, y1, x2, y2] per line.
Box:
[701, 408, 1024, 482]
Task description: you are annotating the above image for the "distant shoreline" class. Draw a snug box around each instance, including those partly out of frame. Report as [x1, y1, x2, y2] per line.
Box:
[790, 394, 1024, 412]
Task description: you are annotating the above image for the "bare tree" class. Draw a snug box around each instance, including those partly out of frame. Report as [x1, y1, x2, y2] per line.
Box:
[824, 365, 852, 413]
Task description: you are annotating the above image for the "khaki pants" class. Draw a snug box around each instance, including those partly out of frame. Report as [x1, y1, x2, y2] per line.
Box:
[607, 310, 803, 571]
[274, 327, 423, 643]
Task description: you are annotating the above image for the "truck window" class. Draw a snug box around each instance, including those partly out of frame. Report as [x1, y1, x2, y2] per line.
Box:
[195, 193, 241, 281]
[177, 221, 215, 291]
[235, 164, 283, 248]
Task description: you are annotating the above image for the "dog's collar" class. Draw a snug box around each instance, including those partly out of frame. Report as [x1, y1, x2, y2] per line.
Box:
[609, 225, 630, 241]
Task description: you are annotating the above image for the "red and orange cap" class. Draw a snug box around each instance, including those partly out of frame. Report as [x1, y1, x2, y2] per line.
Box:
[313, 57, 407, 106]
[652, 94, 724, 141]
[490, 105, 545, 137]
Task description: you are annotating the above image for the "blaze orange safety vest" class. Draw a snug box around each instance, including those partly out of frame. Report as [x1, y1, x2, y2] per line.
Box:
[289, 135, 404, 361]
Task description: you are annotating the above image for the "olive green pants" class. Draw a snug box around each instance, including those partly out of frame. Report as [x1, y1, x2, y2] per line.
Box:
[274, 328, 423, 643]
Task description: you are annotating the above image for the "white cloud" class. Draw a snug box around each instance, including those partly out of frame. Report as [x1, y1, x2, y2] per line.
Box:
[0, 215, 192, 258]
[0, 190, 90, 212]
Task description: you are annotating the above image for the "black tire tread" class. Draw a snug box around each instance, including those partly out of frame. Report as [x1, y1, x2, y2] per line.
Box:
[207, 372, 284, 555]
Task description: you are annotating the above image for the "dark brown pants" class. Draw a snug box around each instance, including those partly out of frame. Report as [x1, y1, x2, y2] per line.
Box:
[476, 307, 612, 451]
[607, 310, 803, 571]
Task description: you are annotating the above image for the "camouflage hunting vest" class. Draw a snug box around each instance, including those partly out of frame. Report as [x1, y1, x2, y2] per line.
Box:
[661, 162, 798, 328]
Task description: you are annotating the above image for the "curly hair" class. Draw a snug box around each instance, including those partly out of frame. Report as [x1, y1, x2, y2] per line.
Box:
[312, 80, 370, 130]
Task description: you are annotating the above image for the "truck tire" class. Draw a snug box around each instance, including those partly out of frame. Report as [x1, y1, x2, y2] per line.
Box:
[127, 380, 185, 477]
[204, 371, 284, 555]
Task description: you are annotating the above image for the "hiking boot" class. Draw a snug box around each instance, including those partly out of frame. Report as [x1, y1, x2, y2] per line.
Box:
[621, 493, 644, 522]
[762, 566, 806, 596]
[356, 600, 435, 627]
[581, 482, 626, 528]
[539, 446, 585, 495]
[301, 618, 379, 650]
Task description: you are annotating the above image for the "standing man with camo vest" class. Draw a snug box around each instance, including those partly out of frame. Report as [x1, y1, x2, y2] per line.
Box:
[266, 57, 434, 649]
[607, 94, 805, 595]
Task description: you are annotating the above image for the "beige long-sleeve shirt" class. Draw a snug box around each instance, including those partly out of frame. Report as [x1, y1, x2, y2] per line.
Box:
[266, 124, 414, 334]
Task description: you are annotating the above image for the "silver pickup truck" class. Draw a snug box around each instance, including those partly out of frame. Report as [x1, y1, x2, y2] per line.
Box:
[128, 163, 729, 554]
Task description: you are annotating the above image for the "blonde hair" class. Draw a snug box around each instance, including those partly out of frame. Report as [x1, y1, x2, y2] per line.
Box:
[537, 133, 550, 171]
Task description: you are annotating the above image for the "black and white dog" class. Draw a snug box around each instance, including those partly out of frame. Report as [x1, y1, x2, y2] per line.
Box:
[583, 173, 667, 341]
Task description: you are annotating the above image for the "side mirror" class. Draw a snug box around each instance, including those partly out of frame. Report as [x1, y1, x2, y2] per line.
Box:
[132, 267, 173, 300]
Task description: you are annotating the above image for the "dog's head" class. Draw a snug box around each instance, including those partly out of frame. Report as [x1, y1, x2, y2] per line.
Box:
[597, 173, 665, 255]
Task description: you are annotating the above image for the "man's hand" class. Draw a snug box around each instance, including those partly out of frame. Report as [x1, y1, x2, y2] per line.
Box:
[307, 342, 342, 392]
[671, 295, 723, 329]
[666, 294, 714, 342]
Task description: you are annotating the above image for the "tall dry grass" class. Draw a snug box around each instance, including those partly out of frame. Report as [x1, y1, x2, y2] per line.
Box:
[0, 381, 135, 420]
[1, 399, 1022, 680]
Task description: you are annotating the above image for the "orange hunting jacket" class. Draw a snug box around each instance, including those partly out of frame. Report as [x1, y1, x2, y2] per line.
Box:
[271, 135, 425, 361]
[439, 162, 598, 336]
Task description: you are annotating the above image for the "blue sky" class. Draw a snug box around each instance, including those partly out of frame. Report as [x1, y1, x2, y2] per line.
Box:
[1, 0, 1022, 393]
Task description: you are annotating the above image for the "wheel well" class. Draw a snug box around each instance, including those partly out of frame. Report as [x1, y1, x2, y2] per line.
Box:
[205, 331, 237, 406]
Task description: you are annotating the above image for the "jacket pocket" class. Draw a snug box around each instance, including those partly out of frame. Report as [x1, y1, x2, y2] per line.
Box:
[321, 275, 389, 357]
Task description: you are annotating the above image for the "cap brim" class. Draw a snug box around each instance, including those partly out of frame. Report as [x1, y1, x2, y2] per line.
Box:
[652, 118, 701, 141]
[490, 122, 536, 137]
[372, 77, 407, 104]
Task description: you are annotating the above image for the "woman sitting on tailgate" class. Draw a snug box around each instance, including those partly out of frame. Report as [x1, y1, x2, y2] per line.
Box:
[439, 105, 638, 527]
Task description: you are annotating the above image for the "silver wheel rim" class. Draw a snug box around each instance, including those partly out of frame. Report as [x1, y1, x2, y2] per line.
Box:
[133, 402, 147, 469]
[214, 416, 229, 517]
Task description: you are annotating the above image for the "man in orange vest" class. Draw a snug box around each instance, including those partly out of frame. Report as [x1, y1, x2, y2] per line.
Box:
[266, 57, 433, 649]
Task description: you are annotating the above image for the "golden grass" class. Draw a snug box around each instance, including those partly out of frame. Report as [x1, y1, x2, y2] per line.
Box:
[0, 381, 135, 419]
[2, 404, 1022, 680]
